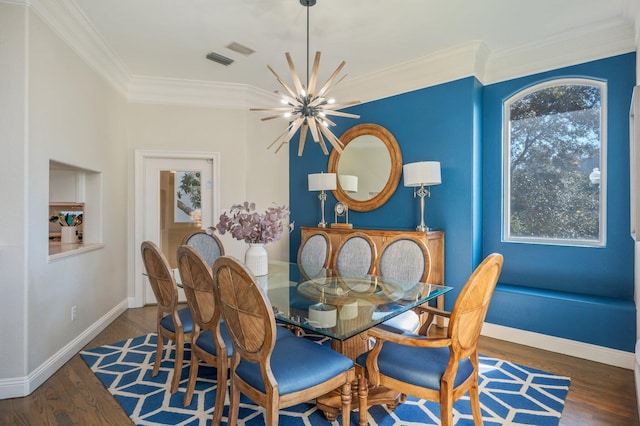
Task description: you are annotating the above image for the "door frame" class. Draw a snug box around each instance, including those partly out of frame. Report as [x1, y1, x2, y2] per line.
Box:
[133, 150, 220, 307]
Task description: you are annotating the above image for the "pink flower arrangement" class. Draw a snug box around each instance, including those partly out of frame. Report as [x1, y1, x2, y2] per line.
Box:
[212, 202, 291, 244]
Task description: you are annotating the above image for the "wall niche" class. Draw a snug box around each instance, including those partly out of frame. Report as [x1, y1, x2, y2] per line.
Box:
[49, 160, 102, 259]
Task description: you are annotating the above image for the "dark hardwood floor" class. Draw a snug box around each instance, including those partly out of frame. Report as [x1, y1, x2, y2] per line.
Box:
[0, 306, 638, 425]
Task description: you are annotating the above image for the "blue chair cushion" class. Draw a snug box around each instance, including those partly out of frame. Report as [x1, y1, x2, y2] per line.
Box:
[194, 321, 234, 357]
[160, 307, 194, 334]
[235, 335, 354, 395]
[375, 310, 421, 334]
[356, 342, 473, 391]
[195, 323, 294, 358]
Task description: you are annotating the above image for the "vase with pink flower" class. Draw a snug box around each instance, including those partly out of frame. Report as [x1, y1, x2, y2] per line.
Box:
[212, 202, 291, 276]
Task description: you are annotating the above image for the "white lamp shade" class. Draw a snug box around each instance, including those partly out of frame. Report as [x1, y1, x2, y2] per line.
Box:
[308, 173, 337, 191]
[403, 161, 441, 187]
[339, 175, 358, 193]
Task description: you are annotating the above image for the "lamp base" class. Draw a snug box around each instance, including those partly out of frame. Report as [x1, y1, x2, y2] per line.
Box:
[317, 222, 328, 228]
[416, 225, 430, 233]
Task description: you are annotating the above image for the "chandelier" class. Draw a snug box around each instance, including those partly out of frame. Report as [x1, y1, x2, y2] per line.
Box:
[251, 0, 360, 156]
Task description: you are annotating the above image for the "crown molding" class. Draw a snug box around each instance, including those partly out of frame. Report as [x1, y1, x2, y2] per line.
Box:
[12, 0, 638, 108]
[333, 41, 490, 104]
[23, 0, 129, 96]
[127, 76, 276, 109]
[484, 17, 636, 85]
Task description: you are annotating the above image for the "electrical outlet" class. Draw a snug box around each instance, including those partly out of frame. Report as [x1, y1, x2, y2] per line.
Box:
[71, 305, 77, 321]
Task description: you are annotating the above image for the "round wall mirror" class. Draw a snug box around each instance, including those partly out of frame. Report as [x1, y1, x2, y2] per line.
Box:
[328, 123, 402, 212]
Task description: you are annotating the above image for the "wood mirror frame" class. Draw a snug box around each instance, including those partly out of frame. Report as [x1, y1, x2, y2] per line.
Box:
[328, 123, 402, 212]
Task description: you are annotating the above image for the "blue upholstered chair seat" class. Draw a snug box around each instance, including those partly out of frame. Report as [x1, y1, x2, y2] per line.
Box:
[194, 322, 234, 357]
[195, 321, 294, 357]
[356, 342, 473, 391]
[374, 310, 421, 334]
[236, 335, 354, 395]
[160, 307, 194, 334]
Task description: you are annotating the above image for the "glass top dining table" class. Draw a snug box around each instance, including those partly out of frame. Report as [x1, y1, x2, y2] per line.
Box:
[245, 260, 452, 342]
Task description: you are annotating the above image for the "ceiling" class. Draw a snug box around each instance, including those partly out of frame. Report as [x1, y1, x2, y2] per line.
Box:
[64, 0, 636, 97]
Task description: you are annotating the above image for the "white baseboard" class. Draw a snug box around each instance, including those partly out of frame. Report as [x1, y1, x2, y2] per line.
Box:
[0, 299, 128, 399]
[482, 322, 636, 370]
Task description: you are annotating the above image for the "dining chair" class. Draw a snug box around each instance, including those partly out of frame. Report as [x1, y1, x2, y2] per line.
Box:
[374, 235, 432, 334]
[140, 241, 194, 393]
[176, 245, 233, 423]
[332, 232, 377, 277]
[211, 255, 366, 426]
[356, 253, 504, 426]
[297, 229, 332, 278]
[182, 230, 225, 268]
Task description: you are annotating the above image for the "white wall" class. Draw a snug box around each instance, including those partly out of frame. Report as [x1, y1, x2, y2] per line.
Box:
[246, 113, 290, 261]
[0, 2, 28, 380]
[126, 103, 289, 271]
[0, 5, 129, 397]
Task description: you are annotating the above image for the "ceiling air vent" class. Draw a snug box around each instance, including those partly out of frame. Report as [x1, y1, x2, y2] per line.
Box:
[206, 51, 234, 66]
[226, 41, 255, 56]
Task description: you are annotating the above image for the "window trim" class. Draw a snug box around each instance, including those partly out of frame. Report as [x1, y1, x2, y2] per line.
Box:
[502, 78, 607, 247]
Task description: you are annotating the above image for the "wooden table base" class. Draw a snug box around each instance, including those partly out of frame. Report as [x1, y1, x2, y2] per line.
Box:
[316, 380, 403, 425]
[314, 334, 406, 425]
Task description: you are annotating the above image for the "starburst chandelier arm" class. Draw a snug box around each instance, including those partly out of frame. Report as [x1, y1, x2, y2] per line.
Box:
[318, 124, 344, 154]
[250, 107, 292, 112]
[315, 132, 330, 155]
[318, 73, 349, 98]
[323, 100, 361, 110]
[317, 61, 346, 97]
[285, 52, 305, 95]
[319, 115, 337, 127]
[306, 116, 321, 142]
[298, 123, 309, 156]
[261, 114, 288, 121]
[307, 51, 322, 94]
[322, 110, 360, 119]
[285, 117, 305, 142]
[275, 140, 288, 153]
[308, 118, 330, 155]
[267, 126, 295, 150]
[275, 91, 300, 107]
[267, 65, 299, 99]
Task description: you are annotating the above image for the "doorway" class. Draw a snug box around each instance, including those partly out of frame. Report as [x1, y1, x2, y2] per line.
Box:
[134, 151, 219, 306]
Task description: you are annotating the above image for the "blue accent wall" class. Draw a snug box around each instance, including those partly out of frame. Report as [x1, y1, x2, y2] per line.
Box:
[482, 53, 636, 351]
[289, 53, 636, 352]
[290, 77, 482, 295]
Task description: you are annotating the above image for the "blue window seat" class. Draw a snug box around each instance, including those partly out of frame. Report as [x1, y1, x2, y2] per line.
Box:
[487, 283, 636, 352]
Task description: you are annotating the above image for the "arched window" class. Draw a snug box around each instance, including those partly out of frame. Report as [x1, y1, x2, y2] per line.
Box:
[503, 78, 606, 246]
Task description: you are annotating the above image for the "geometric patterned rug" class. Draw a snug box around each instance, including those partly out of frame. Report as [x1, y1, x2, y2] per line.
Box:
[80, 333, 570, 425]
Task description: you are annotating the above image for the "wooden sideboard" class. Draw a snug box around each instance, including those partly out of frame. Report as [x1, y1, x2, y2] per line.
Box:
[300, 226, 445, 321]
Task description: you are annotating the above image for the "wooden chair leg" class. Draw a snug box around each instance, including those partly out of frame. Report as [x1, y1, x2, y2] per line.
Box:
[153, 332, 164, 377]
[358, 375, 368, 426]
[227, 382, 240, 426]
[212, 356, 228, 426]
[182, 351, 199, 406]
[440, 390, 453, 426]
[470, 381, 483, 426]
[265, 395, 279, 426]
[170, 333, 183, 393]
[340, 381, 352, 426]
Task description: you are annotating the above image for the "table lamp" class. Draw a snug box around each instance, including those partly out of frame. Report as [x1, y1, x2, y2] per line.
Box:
[308, 172, 337, 228]
[403, 161, 441, 232]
